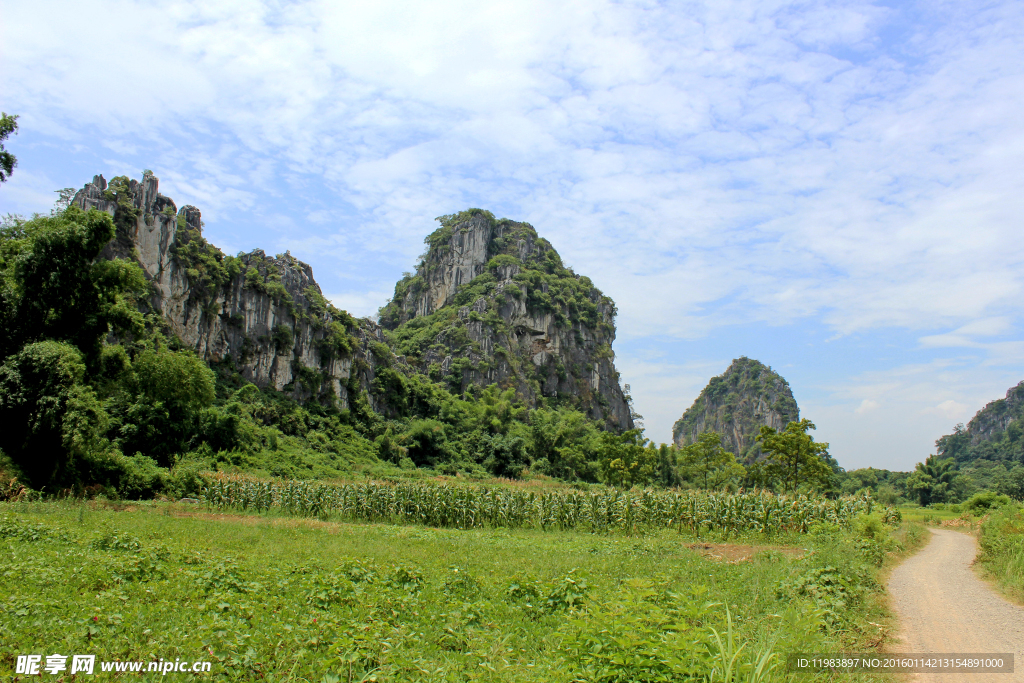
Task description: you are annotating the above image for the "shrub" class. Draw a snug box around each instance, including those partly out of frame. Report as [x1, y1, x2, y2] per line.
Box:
[964, 491, 1013, 512]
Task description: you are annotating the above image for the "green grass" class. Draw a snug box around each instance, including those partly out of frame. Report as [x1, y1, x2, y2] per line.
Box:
[977, 504, 1024, 604]
[1, 501, 905, 682]
[897, 504, 976, 527]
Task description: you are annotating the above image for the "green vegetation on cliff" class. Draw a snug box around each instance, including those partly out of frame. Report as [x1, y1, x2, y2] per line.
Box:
[378, 210, 625, 430]
[0, 206, 380, 495]
[0, 201, 656, 497]
[936, 381, 1024, 466]
[673, 357, 800, 462]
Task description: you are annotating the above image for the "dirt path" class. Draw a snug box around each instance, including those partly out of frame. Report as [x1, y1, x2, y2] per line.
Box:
[888, 528, 1024, 682]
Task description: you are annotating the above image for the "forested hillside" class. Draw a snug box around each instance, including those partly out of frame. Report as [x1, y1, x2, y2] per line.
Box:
[0, 172, 651, 496]
[379, 209, 633, 431]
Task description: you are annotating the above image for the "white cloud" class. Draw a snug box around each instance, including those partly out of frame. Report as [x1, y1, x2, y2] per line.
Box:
[2, 0, 1023, 468]
[855, 399, 879, 415]
[926, 399, 971, 421]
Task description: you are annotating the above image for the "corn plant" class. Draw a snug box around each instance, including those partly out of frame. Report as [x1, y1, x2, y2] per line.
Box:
[199, 473, 899, 536]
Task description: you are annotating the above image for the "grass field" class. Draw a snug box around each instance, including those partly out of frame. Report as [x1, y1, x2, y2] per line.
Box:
[1, 498, 911, 682]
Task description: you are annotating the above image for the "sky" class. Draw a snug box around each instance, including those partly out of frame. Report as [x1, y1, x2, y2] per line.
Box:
[2, 0, 1022, 472]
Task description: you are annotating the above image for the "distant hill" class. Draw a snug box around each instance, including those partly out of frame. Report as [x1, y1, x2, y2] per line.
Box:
[936, 381, 1024, 465]
[672, 357, 799, 463]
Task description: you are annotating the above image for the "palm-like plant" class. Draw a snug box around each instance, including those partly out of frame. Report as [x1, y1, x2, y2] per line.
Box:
[910, 455, 957, 505]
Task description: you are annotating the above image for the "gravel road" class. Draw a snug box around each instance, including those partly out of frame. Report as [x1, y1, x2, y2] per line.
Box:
[888, 528, 1024, 682]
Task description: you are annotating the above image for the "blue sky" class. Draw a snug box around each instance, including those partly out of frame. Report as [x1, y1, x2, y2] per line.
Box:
[3, 0, 1023, 471]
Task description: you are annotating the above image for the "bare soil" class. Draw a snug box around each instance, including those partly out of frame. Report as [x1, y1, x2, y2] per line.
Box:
[685, 542, 803, 563]
[888, 528, 1024, 682]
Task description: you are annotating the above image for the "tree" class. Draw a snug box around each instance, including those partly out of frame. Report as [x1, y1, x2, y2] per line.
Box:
[484, 432, 529, 478]
[107, 347, 216, 466]
[598, 429, 656, 488]
[0, 207, 147, 363]
[935, 423, 971, 464]
[0, 113, 17, 183]
[0, 341, 107, 489]
[655, 442, 681, 487]
[756, 419, 832, 493]
[994, 465, 1024, 501]
[525, 407, 602, 482]
[907, 455, 956, 506]
[680, 431, 744, 490]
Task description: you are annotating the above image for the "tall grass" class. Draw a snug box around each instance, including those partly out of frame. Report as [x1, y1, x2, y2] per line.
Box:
[199, 473, 900, 535]
[978, 504, 1024, 600]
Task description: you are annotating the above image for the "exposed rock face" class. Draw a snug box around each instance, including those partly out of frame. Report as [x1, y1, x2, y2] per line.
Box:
[965, 381, 1024, 446]
[672, 357, 799, 462]
[378, 210, 633, 430]
[73, 172, 398, 414]
[936, 380, 1024, 464]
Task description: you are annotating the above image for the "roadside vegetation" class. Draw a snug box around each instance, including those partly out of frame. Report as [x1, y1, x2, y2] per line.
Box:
[978, 504, 1024, 603]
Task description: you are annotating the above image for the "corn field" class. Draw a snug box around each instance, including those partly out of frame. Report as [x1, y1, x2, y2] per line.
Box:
[199, 474, 900, 535]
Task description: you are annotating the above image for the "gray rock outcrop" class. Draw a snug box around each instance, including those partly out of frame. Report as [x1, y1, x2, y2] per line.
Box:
[672, 357, 799, 462]
[965, 381, 1024, 446]
[73, 172, 398, 414]
[379, 210, 633, 430]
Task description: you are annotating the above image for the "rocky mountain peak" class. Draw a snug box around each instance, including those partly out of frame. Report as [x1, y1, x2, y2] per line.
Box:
[936, 380, 1024, 464]
[379, 209, 633, 431]
[673, 357, 799, 462]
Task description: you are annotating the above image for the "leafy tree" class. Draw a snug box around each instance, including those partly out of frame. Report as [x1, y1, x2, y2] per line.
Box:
[0, 113, 17, 183]
[756, 419, 832, 493]
[483, 432, 529, 478]
[459, 384, 525, 435]
[679, 431, 744, 490]
[0, 341, 107, 489]
[106, 347, 216, 466]
[0, 207, 146, 363]
[907, 455, 957, 506]
[655, 443, 681, 487]
[402, 419, 455, 467]
[526, 407, 601, 481]
[935, 423, 972, 464]
[840, 467, 880, 495]
[598, 429, 655, 488]
[993, 465, 1024, 501]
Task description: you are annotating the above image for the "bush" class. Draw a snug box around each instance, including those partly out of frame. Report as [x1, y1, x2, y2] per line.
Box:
[114, 453, 168, 499]
[852, 512, 887, 540]
[964, 491, 1013, 512]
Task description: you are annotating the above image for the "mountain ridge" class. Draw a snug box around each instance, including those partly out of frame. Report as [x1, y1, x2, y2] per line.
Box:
[936, 380, 1024, 465]
[73, 175, 632, 432]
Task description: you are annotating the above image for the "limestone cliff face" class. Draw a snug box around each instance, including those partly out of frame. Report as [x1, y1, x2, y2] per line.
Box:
[965, 381, 1024, 446]
[672, 357, 799, 462]
[935, 380, 1024, 464]
[73, 172, 398, 414]
[379, 210, 633, 431]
